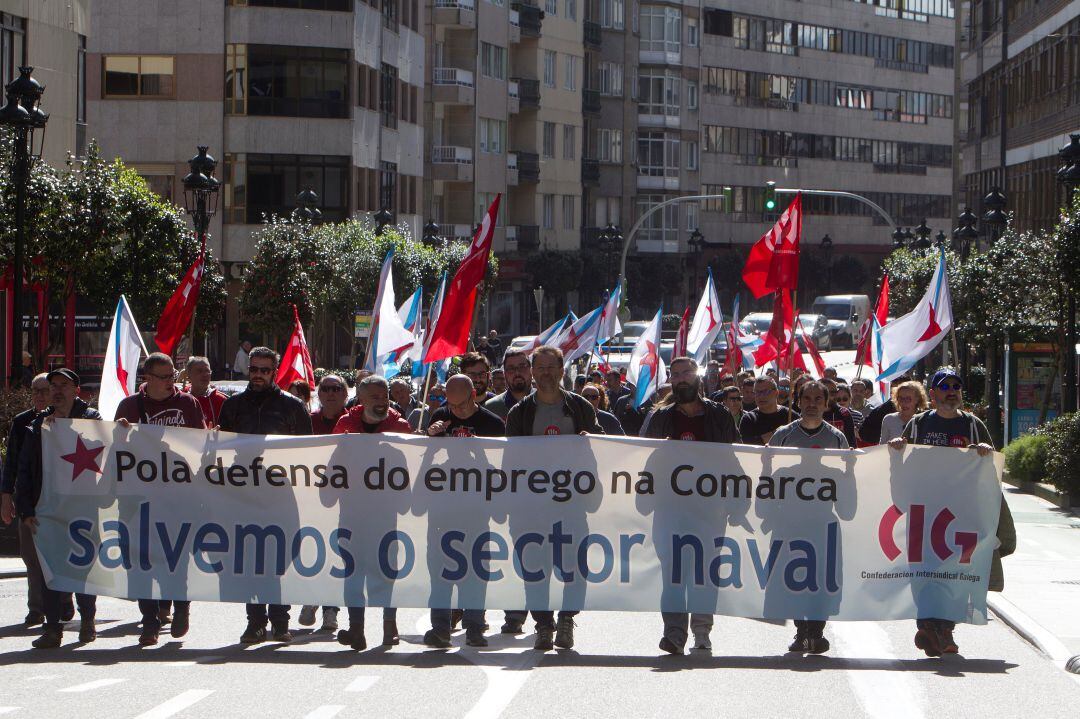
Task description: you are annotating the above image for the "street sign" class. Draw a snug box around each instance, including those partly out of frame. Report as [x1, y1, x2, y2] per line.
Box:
[1005, 342, 1061, 442]
[354, 311, 372, 339]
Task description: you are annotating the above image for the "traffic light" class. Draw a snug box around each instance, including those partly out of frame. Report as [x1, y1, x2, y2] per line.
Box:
[763, 181, 777, 211]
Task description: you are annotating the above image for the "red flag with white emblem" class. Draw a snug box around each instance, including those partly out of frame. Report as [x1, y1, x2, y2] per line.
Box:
[672, 306, 691, 358]
[424, 194, 500, 363]
[276, 304, 315, 390]
[752, 290, 794, 367]
[154, 240, 205, 356]
[742, 193, 802, 299]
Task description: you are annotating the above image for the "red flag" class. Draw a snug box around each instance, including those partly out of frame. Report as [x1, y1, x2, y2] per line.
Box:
[672, 306, 691, 358]
[154, 241, 205, 356]
[742, 193, 802, 299]
[424, 194, 500, 363]
[798, 317, 827, 378]
[722, 323, 741, 375]
[856, 274, 890, 366]
[752, 290, 794, 366]
[276, 304, 315, 390]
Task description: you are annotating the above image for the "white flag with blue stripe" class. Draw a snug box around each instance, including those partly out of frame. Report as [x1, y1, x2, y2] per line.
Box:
[876, 248, 953, 384]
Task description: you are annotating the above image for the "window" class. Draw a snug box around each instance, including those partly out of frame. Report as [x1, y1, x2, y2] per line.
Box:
[636, 194, 678, 244]
[379, 161, 396, 214]
[543, 50, 557, 88]
[481, 43, 507, 79]
[566, 0, 577, 20]
[687, 80, 698, 109]
[227, 45, 349, 118]
[599, 0, 624, 29]
[563, 125, 576, 159]
[543, 122, 556, 158]
[103, 55, 175, 97]
[638, 71, 680, 116]
[562, 195, 576, 229]
[685, 140, 698, 170]
[382, 0, 398, 29]
[244, 153, 349, 223]
[597, 128, 623, 163]
[542, 194, 555, 229]
[380, 62, 398, 128]
[640, 6, 681, 55]
[479, 118, 506, 154]
[476, 193, 505, 226]
[230, 0, 353, 9]
[637, 131, 680, 177]
[594, 196, 621, 226]
[564, 55, 578, 91]
[545, 0, 557, 15]
[686, 203, 698, 231]
[598, 62, 623, 96]
[0, 14, 24, 88]
[76, 35, 87, 155]
[687, 18, 699, 47]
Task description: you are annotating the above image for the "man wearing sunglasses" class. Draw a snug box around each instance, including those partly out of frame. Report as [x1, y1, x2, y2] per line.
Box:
[218, 346, 313, 644]
[889, 367, 1013, 658]
[114, 352, 206, 645]
[739, 377, 798, 445]
[484, 348, 532, 421]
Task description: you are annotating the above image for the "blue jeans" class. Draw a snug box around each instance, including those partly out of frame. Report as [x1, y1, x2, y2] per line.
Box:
[432, 608, 485, 634]
[44, 588, 94, 627]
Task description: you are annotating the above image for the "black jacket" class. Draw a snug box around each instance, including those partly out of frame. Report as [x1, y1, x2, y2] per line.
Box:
[16, 399, 102, 518]
[218, 385, 313, 436]
[641, 399, 742, 443]
[858, 399, 895, 445]
[1, 407, 39, 494]
[505, 389, 604, 436]
[614, 394, 652, 436]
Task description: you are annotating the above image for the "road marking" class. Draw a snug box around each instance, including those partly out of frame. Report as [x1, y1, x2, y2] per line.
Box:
[0, 708, 20, 715]
[831, 622, 925, 719]
[303, 706, 346, 719]
[58, 678, 127, 693]
[345, 676, 379, 692]
[132, 690, 214, 719]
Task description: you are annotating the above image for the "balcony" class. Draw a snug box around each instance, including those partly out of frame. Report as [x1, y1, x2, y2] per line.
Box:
[507, 152, 519, 185]
[432, 67, 475, 105]
[433, 0, 477, 28]
[516, 151, 540, 183]
[514, 2, 543, 38]
[509, 9, 521, 42]
[513, 78, 540, 110]
[584, 20, 601, 49]
[508, 80, 520, 114]
[512, 224, 540, 251]
[581, 158, 599, 185]
[438, 223, 476, 240]
[430, 145, 474, 182]
[636, 173, 679, 191]
[582, 88, 601, 116]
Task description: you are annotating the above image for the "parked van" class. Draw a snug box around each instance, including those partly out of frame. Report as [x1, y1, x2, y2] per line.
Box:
[810, 294, 870, 348]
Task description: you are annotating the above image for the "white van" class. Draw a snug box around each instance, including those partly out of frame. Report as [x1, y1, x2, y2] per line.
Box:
[810, 294, 871, 348]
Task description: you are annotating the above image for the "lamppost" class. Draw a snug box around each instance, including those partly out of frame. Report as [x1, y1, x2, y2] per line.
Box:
[914, 219, 932, 255]
[978, 186, 1007, 444]
[0, 67, 47, 386]
[1057, 134, 1080, 412]
[295, 188, 322, 223]
[598, 223, 621, 289]
[374, 207, 394, 236]
[892, 226, 907, 250]
[819, 234, 833, 293]
[982, 186, 1008, 241]
[422, 220, 442, 247]
[934, 230, 948, 250]
[181, 146, 220, 357]
[955, 207, 979, 260]
[687, 228, 705, 300]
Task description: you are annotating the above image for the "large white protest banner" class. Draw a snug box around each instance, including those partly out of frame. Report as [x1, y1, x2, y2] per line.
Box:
[35, 420, 1004, 624]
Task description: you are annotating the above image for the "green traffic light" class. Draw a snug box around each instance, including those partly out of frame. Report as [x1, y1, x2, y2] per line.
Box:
[765, 199, 777, 210]
[764, 181, 777, 211]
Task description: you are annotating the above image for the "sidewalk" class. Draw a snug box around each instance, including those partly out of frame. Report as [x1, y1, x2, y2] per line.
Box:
[990, 487, 1080, 672]
[0, 555, 26, 579]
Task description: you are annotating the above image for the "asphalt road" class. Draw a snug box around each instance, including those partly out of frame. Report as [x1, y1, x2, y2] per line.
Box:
[2, 578, 1079, 719]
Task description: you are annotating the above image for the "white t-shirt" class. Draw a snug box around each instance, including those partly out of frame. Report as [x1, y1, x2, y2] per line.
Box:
[233, 347, 250, 375]
[878, 412, 909, 445]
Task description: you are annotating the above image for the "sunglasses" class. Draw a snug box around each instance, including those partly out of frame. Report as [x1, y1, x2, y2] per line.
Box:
[429, 394, 446, 401]
[937, 382, 962, 391]
[147, 371, 177, 381]
[249, 366, 275, 375]
[319, 385, 345, 393]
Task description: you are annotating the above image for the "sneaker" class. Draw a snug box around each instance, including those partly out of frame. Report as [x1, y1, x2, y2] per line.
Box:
[787, 630, 807, 653]
[914, 628, 942, 657]
[299, 605, 317, 627]
[61, 604, 75, 622]
[805, 636, 830, 654]
[320, 608, 339, 633]
[24, 611, 45, 627]
[240, 621, 267, 644]
[171, 609, 190, 639]
[692, 629, 712, 651]
[337, 627, 367, 651]
[465, 628, 488, 647]
[659, 637, 684, 655]
[138, 630, 159, 646]
[423, 629, 452, 648]
[500, 619, 524, 634]
[534, 628, 555, 651]
[157, 607, 171, 626]
[78, 619, 96, 643]
[451, 609, 464, 630]
[939, 628, 959, 654]
[382, 620, 399, 646]
[32, 627, 62, 649]
[554, 616, 575, 649]
[271, 623, 292, 642]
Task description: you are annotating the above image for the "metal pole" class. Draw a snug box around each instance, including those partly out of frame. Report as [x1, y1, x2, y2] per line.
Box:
[9, 126, 28, 386]
[1065, 294, 1077, 412]
[775, 188, 897, 232]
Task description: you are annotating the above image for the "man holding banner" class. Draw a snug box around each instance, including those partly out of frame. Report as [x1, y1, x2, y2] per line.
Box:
[217, 347, 313, 644]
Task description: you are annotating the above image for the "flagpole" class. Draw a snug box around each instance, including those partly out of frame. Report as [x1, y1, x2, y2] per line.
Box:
[787, 290, 797, 423]
[416, 363, 434, 432]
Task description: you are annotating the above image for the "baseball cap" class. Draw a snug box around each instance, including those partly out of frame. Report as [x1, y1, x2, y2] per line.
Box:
[46, 368, 80, 385]
[928, 368, 962, 390]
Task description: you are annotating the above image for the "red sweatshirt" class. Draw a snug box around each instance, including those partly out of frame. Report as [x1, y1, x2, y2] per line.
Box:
[332, 405, 412, 434]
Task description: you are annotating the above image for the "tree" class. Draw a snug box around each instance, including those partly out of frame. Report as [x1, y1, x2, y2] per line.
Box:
[525, 250, 582, 314]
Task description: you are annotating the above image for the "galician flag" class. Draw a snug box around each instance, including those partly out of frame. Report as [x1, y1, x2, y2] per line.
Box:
[383, 287, 423, 375]
[276, 304, 315, 390]
[596, 281, 623, 345]
[98, 295, 148, 421]
[412, 272, 451, 382]
[365, 248, 416, 376]
[876, 247, 954, 384]
[627, 307, 667, 409]
[527, 311, 577, 354]
[559, 304, 608, 366]
[685, 267, 724, 363]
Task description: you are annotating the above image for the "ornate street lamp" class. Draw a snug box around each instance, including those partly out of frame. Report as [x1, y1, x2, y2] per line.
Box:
[182, 146, 220, 237]
[1057, 133, 1080, 193]
[0, 67, 47, 386]
[687, 228, 705, 297]
[914, 219, 932, 254]
[934, 230, 948, 249]
[295, 188, 322, 223]
[982, 186, 1008, 240]
[422, 220, 442, 246]
[1058, 134, 1080, 412]
[892, 226, 907, 250]
[374, 207, 394, 236]
[820, 233, 834, 294]
[956, 207, 979, 260]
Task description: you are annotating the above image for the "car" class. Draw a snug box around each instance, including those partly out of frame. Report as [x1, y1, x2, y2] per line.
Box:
[508, 335, 536, 351]
[811, 294, 871, 349]
[742, 313, 774, 335]
[797, 313, 832, 351]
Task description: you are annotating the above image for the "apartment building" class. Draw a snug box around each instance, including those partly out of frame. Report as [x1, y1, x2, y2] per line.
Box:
[957, 0, 1080, 233]
[88, 0, 425, 359]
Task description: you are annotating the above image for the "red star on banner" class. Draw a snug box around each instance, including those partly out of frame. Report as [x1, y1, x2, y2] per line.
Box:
[61, 436, 104, 482]
[917, 304, 942, 342]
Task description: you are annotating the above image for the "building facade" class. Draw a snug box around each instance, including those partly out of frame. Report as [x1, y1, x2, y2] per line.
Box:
[957, 0, 1080, 233]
